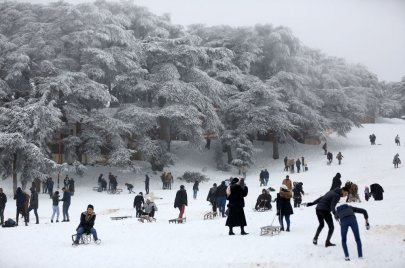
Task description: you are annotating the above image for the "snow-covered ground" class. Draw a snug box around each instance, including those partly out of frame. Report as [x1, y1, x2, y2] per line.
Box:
[1, 118, 405, 268]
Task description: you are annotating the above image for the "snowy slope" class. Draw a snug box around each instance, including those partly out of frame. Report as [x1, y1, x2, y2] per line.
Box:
[1, 118, 405, 268]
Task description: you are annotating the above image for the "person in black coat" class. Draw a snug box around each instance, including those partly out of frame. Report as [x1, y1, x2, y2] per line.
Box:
[307, 187, 349, 247]
[68, 178, 75, 196]
[73, 204, 100, 245]
[0, 188, 6, 225]
[330, 173, 342, 191]
[292, 182, 304, 207]
[192, 181, 199, 199]
[369, 183, 384, 200]
[225, 178, 248, 235]
[255, 189, 272, 210]
[207, 183, 217, 212]
[174, 185, 188, 218]
[14, 187, 27, 226]
[26, 187, 39, 224]
[134, 192, 145, 218]
[276, 185, 294, 231]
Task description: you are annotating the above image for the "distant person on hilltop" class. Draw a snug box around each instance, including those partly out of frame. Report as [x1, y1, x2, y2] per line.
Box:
[336, 152, 344, 165]
[322, 142, 327, 155]
[327, 152, 333, 164]
[393, 153, 401, 168]
[369, 134, 376, 145]
[395, 134, 400, 146]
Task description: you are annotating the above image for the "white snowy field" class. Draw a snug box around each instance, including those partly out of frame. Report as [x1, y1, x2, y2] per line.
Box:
[1, 118, 405, 268]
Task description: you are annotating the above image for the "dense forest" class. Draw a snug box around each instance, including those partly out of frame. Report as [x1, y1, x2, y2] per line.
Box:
[0, 0, 404, 190]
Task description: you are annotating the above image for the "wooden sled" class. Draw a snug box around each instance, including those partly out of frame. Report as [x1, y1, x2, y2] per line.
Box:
[169, 217, 186, 224]
[203, 211, 217, 220]
[138, 215, 156, 223]
[260, 225, 281, 236]
[110, 216, 132, 220]
[107, 188, 123, 194]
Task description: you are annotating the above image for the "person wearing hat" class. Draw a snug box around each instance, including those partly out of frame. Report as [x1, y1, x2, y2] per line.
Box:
[307, 186, 349, 247]
[142, 197, 158, 218]
[226, 178, 248, 235]
[60, 187, 71, 222]
[174, 185, 188, 218]
[26, 187, 39, 224]
[276, 185, 293, 231]
[73, 204, 100, 245]
[134, 192, 145, 218]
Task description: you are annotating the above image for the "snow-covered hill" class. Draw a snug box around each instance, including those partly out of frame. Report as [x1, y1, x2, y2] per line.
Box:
[1, 118, 404, 268]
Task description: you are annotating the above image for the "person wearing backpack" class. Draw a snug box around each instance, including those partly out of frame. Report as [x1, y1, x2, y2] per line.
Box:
[335, 204, 370, 261]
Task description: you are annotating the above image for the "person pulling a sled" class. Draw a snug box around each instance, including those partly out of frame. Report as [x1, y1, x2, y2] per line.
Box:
[73, 204, 101, 245]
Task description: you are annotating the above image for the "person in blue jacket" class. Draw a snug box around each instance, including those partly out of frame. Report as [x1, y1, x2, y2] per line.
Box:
[335, 204, 370, 261]
[60, 187, 71, 222]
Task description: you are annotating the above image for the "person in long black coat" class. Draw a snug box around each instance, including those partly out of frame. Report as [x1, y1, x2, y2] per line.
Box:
[369, 183, 384, 200]
[276, 185, 294, 231]
[330, 173, 342, 190]
[225, 178, 248, 235]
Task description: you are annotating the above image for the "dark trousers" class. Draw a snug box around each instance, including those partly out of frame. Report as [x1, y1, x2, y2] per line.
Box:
[145, 184, 149, 194]
[16, 207, 27, 225]
[293, 197, 302, 207]
[0, 206, 5, 225]
[314, 209, 334, 242]
[135, 205, 142, 217]
[26, 206, 39, 223]
[340, 215, 362, 258]
[63, 202, 70, 221]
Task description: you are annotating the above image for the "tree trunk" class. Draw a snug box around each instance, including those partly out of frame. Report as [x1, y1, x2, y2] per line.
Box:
[12, 153, 17, 194]
[225, 145, 233, 164]
[76, 121, 83, 162]
[272, 133, 279, 160]
[158, 117, 171, 152]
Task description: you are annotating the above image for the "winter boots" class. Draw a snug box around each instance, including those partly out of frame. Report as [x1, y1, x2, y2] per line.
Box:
[325, 241, 336, 247]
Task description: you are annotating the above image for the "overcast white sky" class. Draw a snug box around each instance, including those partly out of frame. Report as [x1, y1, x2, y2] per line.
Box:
[11, 0, 405, 82]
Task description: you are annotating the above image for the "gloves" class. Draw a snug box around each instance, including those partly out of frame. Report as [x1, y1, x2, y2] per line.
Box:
[334, 214, 339, 221]
[306, 202, 313, 207]
[366, 222, 370, 230]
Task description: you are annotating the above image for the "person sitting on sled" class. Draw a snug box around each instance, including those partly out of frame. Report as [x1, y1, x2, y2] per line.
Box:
[73, 204, 101, 245]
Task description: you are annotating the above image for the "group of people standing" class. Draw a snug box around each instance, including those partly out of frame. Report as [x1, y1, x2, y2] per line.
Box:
[283, 156, 306, 173]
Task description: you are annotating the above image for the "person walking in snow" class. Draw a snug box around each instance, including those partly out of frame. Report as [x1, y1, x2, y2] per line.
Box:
[63, 175, 70, 189]
[26, 187, 39, 224]
[47, 177, 54, 198]
[276, 184, 293, 231]
[226, 178, 248, 235]
[134, 192, 145, 218]
[73, 204, 100, 245]
[395, 134, 400, 146]
[60, 187, 71, 222]
[259, 170, 265, 186]
[393, 153, 401, 168]
[68, 178, 75, 196]
[14, 187, 27, 226]
[322, 142, 327, 155]
[336, 152, 344, 165]
[174, 185, 188, 219]
[283, 156, 289, 171]
[327, 152, 333, 164]
[216, 181, 227, 217]
[192, 180, 199, 199]
[263, 169, 269, 186]
[207, 183, 218, 213]
[306, 186, 349, 247]
[0, 188, 6, 226]
[335, 204, 370, 261]
[296, 158, 301, 173]
[330, 173, 342, 191]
